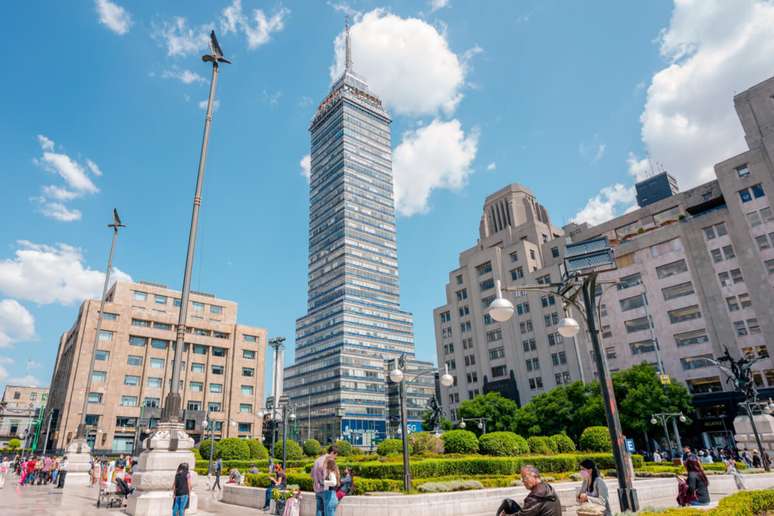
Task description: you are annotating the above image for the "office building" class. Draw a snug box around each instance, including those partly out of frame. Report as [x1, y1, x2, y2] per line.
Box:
[284, 26, 433, 448]
[636, 171, 680, 208]
[435, 75, 774, 446]
[43, 280, 267, 454]
[0, 385, 49, 448]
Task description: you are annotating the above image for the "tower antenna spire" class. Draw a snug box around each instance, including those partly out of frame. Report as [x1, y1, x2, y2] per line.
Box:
[345, 15, 353, 72]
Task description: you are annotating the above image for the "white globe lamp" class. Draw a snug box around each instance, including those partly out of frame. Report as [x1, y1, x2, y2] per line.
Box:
[558, 317, 580, 338]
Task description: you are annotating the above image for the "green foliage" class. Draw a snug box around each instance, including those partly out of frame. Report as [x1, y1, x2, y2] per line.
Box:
[639, 489, 774, 516]
[417, 480, 483, 492]
[247, 439, 269, 460]
[478, 432, 529, 456]
[274, 439, 304, 460]
[302, 439, 321, 457]
[409, 432, 443, 455]
[377, 438, 407, 456]
[527, 436, 557, 455]
[198, 439, 219, 460]
[458, 392, 519, 435]
[550, 434, 576, 453]
[442, 430, 479, 454]
[217, 438, 251, 460]
[191, 446, 202, 460]
[579, 427, 612, 452]
[335, 439, 355, 456]
[352, 477, 404, 494]
[514, 381, 604, 441]
[8, 438, 22, 450]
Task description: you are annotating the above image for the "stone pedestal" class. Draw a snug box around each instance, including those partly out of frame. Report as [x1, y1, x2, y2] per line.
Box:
[63, 438, 93, 488]
[734, 413, 774, 453]
[126, 422, 198, 516]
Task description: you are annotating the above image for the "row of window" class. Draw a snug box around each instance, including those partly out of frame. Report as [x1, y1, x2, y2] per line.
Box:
[132, 290, 225, 315]
[746, 206, 773, 228]
[90, 371, 254, 387]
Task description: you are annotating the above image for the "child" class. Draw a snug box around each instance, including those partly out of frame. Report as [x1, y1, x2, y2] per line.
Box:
[283, 487, 302, 516]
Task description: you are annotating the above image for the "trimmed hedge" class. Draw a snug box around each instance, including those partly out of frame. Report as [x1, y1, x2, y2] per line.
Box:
[247, 439, 269, 460]
[335, 440, 355, 457]
[579, 427, 611, 452]
[527, 436, 557, 455]
[218, 438, 251, 460]
[198, 439, 217, 460]
[479, 432, 529, 456]
[442, 430, 479, 454]
[377, 438, 406, 456]
[303, 439, 322, 457]
[409, 432, 444, 455]
[639, 489, 774, 516]
[274, 440, 304, 461]
[550, 434, 576, 453]
[245, 472, 403, 495]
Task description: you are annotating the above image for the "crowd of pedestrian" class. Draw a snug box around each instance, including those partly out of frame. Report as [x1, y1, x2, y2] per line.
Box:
[0, 454, 69, 488]
[646, 445, 768, 469]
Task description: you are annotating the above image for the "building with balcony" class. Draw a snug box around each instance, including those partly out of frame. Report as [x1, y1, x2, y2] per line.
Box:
[0, 385, 49, 448]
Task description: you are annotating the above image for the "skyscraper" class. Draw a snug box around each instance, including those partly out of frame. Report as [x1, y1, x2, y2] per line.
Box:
[284, 24, 433, 447]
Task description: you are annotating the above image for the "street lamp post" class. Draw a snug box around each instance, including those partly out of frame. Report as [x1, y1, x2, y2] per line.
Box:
[458, 417, 489, 434]
[389, 355, 454, 491]
[487, 237, 639, 512]
[650, 412, 686, 456]
[280, 400, 296, 471]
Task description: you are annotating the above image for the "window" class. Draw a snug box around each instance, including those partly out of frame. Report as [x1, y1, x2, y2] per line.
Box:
[726, 296, 740, 312]
[98, 330, 113, 342]
[120, 396, 138, 407]
[92, 371, 107, 382]
[523, 338, 537, 352]
[510, 251, 519, 262]
[491, 365, 507, 378]
[731, 268, 744, 284]
[127, 355, 143, 366]
[239, 403, 252, 413]
[124, 375, 140, 386]
[551, 352, 567, 365]
[190, 362, 204, 373]
[551, 247, 560, 258]
[525, 357, 540, 371]
[630, 339, 656, 355]
[155, 295, 167, 305]
[95, 349, 110, 361]
[241, 385, 254, 396]
[243, 334, 257, 343]
[739, 183, 765, 202]
[133, 291, 147, 301]
[748, 211, 763, 227]
[620, 294, 645, 311]
[115, 417, 137, 428]
[489, 347, 505, 360]
[187, 400, 202, 411]
[148, 377, 163, 388]
[529, 249, 536, 260]
[739, 293, 752, 308]
[662, 282, 695, 301]
[681, 354, 713, 370]
[767, 259, 774, 275]
[193, 328, 211, 336]
[528, 377, 543, 390]
[736, 164, 750, 178]
[210, 305, 223, 314]
[656, 259, 688, 279]
[734, 320, 748, 336]
[208, 402, 222, 412]
[668, 305, 701, 323]
[209, 383, 223, 393]
[456, 274, 464, 285]
[605, 347, 617, 359]
[238, 423, 252, 433]
[455, 289, 468, 301]
[755, 235, 771, 250]
[211, 365, 224, 375]
[510, 267, 524, 280]
[192, 301, 204, 312]
[242, 367, 255, 377]
[154, 322, 172, 330]
[129, 335, 147, 347]
[486, 329, 502, 342]
[149, 339, 168, 350]
[242, 349, 256, 359]
[190, 381, 203, 392]
[624, 317, 650, 333]
[193, 344, 207, 355]
[710, 248, 723, 263]
[650, 238, 683, 258]
[88, 392, 103, 404]
[618, 273, 642, 290]
[212, 347, 226, 357]
[748, 318, 761, 335]
[101, 312, 118, 321]
[132, 318, 151, 327]
[150, 358, 165, 369]
[467, 371, 479, 383]
[722, 245, 736, 260]
[479, 278, 495, 291]
[144, 397, 160, 408]
[476, 261, 492, 275]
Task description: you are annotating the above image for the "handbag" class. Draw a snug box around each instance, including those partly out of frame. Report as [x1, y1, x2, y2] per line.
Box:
[577, 501, 606, 516]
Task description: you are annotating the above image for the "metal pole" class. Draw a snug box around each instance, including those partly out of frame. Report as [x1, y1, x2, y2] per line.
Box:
[582, 276, 638, 511]
[670, 416, 683, 453]
[162, 60, 219, 423]
[76, 221, 122, 439]
[269, 418, 277, 465]
[745, 402, 770, 471]
[399, 377, 411, 491]
[565, 306, 586, 384]
[208, 420, 215, 488]
[659, 416, 673, 456]
[43, 411, 53, 455]
[282, 410, 288, 471]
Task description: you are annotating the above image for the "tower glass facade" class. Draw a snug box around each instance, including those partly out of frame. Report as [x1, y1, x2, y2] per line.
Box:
[284, 34, 431, 448]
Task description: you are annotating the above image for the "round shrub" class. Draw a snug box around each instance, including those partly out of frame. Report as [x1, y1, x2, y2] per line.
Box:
[191, 446, 202, 460]
[274, 439, 304, 460]
[527, 436, 556, 455]
[335, 439, 355, 457]
[247, 439, 269, 460]
[550, 434, 576, 453]
[409, 432, 443, 455]
[198, 439, 218, 460]
[377, 438, 405, 456]
[479, 432, 529, 456]
[579, 426, 612, 452]
[218, 438, 251, 460]
[441, 429, 479, 454]
[7, 438, 21, 451]
[303, 439, 322, 457]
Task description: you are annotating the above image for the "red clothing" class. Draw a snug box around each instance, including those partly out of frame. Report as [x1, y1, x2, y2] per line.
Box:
[26, 461, 36, 474]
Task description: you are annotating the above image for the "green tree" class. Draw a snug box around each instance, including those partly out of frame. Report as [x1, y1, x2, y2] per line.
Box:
[457, 392, 519, 435]
[218, 438, 250, 460]
[247, 439, 269, 460]
[7, 438, 21, 451]
[422, 410, 454, 432]
[274, 439, 304, 460]
[303, 439, 322, 457]
[513, 381, 603, 441]
[198, 438, 218, 460]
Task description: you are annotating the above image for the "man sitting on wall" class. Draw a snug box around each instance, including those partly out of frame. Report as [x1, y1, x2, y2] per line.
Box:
[497, 465, 562, 516]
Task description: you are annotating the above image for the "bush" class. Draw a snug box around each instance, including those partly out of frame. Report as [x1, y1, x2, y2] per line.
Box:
[335, 440, 355, 457]
[247, 439, 269, 460]
[7, 438, 21, 450]
[377, 438, 406, 456]
[638, 488, 774, 516]
[479, 432, 529, 456]
[550, 434, 576, 453]
[274, 440, 304, 461]
[191, 447, 202, 460]
[409, 432, 443, 455]
[527, 436, 557, 455]
[303, 439, 322, 457]
[441, 430, 479, 454]
[198, 439, 217, 460]
[417, 480, 483, 493]
[579, 427, 611, 452]
[218, 438, 251, 460]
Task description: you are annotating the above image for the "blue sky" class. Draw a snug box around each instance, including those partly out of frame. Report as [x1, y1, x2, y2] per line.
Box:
[2, 0, 773, 395]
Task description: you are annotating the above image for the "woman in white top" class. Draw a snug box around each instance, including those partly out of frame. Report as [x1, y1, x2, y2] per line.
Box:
[322, 457, 340, 516]
[0, 456, 10, 488]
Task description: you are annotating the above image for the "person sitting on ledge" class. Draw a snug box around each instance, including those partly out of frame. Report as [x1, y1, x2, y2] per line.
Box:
[497, 465, 562, 516]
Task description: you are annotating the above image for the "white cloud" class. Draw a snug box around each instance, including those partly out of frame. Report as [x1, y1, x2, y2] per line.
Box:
[41, 185, 78, 201]
[0, 300, 35, 348]
[0, 241, 131, 306]
[26, 359, 41, 369]
[631, 0, 774, 189]
[393, 119, 479, 216]
[37, 135, 54, 152]
[85, 159, 103, 177]
[37, 202, 82, 222]
[35, 136, 99, 195]
[260, 89, 283, 106]
[162, 68, 207, 85]
[430, 0, 450, 12]
[571, 184, 637, 226]
[486, 162, 496, 171]
[95, 0, 132, 35]
[300, 154, 311, 180]
[5, 375, 41, 387]
[153, 17, 212, 57]
[330, 9, 468, 116]
[220, 0, 289, 49]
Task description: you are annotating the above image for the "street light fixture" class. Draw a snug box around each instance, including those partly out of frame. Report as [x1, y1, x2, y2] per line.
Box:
[650, 412, 687, 456]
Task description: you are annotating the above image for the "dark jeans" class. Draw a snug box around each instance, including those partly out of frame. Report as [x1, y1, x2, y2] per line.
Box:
[57, 471, 67, 488]
[211, 473, 221, 491]
[315, 491, 325, 516]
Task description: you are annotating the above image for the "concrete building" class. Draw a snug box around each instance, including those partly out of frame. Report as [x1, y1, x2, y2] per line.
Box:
[0, 385, 49, 448]
[435, 75, 774, 447]
[44, 280, 267, 454]
[284, 26, 434, 448]
[635, 172, 680, 208]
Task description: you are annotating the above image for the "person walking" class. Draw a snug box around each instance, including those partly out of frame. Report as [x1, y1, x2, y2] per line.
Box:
[497, 465, 562, 516]
[0, 455, 9, 489]
[752, 450, 763, 468]
[311, 445, 339, 516]
[56, 456, 68, 488]
[685, 458, 710, 506]
[576, 459, 610, 516]
[724, 455, 745, 491]
[211, 457, 222, 492]
[322, 457, 340, 516]
[172, 463, 192, 516]
[262, 464, 287, 512]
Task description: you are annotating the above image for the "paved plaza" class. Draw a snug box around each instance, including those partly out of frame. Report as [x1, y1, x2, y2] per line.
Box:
[0, 475, 257, 516]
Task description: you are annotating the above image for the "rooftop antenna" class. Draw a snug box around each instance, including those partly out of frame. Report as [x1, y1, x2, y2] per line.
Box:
[344, 16, 353, 72]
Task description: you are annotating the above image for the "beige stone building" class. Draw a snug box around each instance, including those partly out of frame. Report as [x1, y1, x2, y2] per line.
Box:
[0, 385, 49, 448]
[44, 280, 267, 454]
[435, 75, 774, 447]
